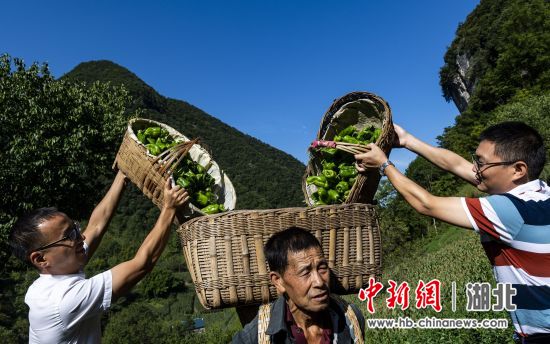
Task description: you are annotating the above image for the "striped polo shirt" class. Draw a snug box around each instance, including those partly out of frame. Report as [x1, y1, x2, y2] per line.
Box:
[461, 179, 550, 335]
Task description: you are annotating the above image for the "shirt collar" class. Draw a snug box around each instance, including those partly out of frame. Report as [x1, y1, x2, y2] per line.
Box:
[265, 295, 343, 337]
[266, 295, 289, 335]
[39, 271, 85, 277]
[506, 179, 550, 197]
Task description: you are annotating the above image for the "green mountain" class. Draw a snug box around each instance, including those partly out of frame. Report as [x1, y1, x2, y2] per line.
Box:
[63, 60, 305, 210]
[438, 0, 549, 156]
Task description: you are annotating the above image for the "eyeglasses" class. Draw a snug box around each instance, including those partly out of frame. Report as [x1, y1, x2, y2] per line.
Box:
[471, 154, 517, 174]
[31, 221, 82, 252]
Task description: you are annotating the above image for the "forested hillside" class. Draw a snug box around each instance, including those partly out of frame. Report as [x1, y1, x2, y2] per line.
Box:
[63, 60, 305, 209]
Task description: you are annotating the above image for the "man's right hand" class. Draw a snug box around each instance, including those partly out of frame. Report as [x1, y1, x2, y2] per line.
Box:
[393, 124, 411, 149]
[110, 177, 190, 299]
[163, 177, 189, 209]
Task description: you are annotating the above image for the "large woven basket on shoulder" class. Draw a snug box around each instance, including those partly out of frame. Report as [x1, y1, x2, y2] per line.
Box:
[177, 203, 382, 309]
[304, 91, 395, 205]
[113, 118, 236, 222]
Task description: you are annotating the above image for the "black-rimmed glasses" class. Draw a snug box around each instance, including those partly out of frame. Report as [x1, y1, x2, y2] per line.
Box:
[471, 154, 517, 170]
[31, 221, 82, 252]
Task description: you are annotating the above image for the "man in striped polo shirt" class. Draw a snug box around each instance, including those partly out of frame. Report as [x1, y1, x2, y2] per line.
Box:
[354, 121, 549, 343]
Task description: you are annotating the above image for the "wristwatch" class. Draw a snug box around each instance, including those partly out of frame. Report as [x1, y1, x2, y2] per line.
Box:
[379, 160, 395, 176]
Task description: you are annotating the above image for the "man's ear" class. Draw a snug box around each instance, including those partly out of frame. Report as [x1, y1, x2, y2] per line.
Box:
[29, 251, 48, 270]
[270, 271, 286, 295]
[512, 161, 529, 181]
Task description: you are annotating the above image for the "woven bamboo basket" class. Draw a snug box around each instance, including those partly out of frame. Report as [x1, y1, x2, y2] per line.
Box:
[177, 203, 382, 309]
[113, 118, 236, 222]
[303, 91, 395, 205]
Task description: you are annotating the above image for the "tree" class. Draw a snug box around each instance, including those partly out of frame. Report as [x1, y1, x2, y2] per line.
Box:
[0, 54, 132, 254]
[0, 54, 133, 341]
[489, 92, 550, 182]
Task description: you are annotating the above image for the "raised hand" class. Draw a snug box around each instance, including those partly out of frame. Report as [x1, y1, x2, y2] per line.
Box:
[163, 177, 189, 209]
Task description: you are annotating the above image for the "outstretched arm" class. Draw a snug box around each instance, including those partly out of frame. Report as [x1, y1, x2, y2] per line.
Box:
[355, 144, 473, 229]
[394, 124, 477, 185]
[110, 178, 189, 299]
[83, 170, 127, 260]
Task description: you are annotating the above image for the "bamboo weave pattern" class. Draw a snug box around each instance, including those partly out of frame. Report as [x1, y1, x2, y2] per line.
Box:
[178, 203, 382, 309]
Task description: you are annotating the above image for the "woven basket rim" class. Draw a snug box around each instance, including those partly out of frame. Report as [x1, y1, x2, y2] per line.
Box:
[128, 118, 190, 156]
[177, 202, 376, 231]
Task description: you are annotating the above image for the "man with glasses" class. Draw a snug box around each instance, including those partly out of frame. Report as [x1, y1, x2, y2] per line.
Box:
[9, 171, 189, 343]
[355, 121, 549, 343]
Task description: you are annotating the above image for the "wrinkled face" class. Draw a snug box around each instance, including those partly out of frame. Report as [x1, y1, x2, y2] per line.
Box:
[32, 214, 86, 274]
[473, 140, 518, 194]
[274, 247, 330, 313]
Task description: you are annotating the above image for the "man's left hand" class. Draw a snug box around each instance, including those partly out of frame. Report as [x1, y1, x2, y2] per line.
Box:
[354, 143, 388, 173]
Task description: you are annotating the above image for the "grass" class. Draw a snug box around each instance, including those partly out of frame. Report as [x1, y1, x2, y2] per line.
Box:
[345, 226, 515, 344]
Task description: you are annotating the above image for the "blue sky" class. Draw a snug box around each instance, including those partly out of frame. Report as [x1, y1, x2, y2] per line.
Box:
[2, 0, 479, 169]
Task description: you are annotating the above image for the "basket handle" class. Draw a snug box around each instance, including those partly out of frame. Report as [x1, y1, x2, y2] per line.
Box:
[310, 140, 371, 155]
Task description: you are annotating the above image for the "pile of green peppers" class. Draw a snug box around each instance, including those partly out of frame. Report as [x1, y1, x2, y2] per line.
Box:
[172, 157, 226, 214]
[307, 125, 381, 206]
[136, 126, 226, 214]
[136, 126, 178, 156]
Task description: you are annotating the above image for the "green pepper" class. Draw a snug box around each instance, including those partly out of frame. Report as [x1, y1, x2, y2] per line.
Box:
[146, 143, 161, 156]
[316, 187, 328, 203]
[313, 200, 327, 206]
[343, 190, 351, 199]
[320, 148, 337, 158]
[321, 160, 336, 171]
[312, 187, 328, 203]
[195, 163, 206, 174]
[201, 204, 221, 214]
[342, 135, 360, 144]
[195, 191, 209, 207]
[311, 191, 320, 201]
[193, 173, 206, 189]
[372, 128, 381, 142]
[335, 181, 349, 193]
[357, 126, 381, 143]
[176, 177, 192, 190]
[327, 189, 341, 204]
[137, 130, 146, 143]
[306, 175, 329, 189]
[144, 127, 161, 138]
[156, 141, 167, 151]
[334, 135, 342, 142]
[205, 191, 217, 203]
[348, 176, 357, 185]
[338, 162, 351, 170]
[356, 128, 373, 142]
[339, 165, 358, 179]
[339, 125, 357, 137]
[322, 169, 338, 182]
[156, 137, 170, 147]
[195, 173, 214, 189]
